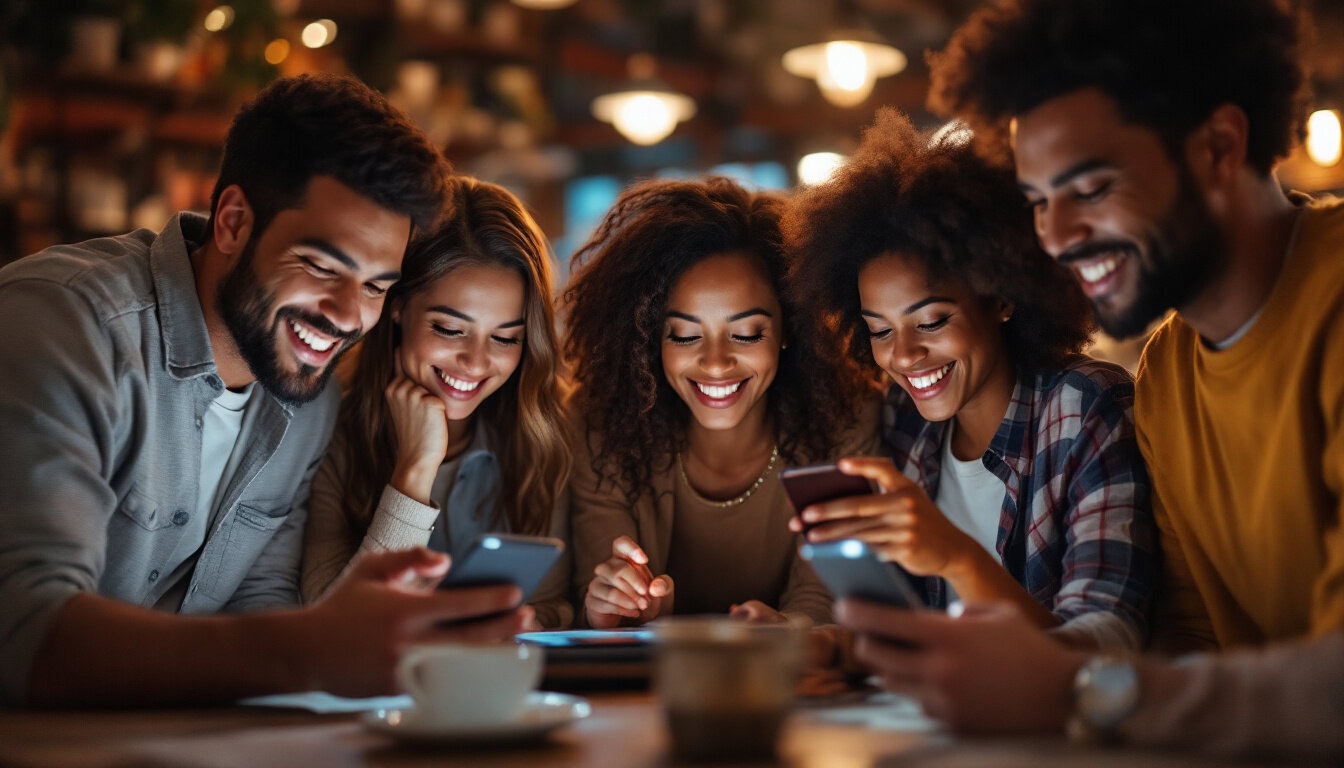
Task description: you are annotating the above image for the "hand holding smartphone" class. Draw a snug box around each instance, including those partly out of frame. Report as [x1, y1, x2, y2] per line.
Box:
[779, 463, 878, 533]
[800, 539, 922, 608]
[438, 533, 565, 602]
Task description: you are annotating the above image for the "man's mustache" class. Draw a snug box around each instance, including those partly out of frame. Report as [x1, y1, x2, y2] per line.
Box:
[276, 307, 360, 343]
[1057, 240, 1139, 266]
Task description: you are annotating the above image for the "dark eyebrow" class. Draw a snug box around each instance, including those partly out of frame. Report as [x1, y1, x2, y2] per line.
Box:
[667, 308, 772, 323]
[428, 306, 473, 322]
[1048, 158, 1113, 189]
[297, 239, 401, 283]
[728, 307, 772, 322]
[427, 306, 525, 330]
[904, 296, 956, 315]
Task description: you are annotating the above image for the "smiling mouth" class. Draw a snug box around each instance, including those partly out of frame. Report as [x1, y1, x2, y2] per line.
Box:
[694, 380, 745, 399]
[1069, 252, 1131, 297]
[691, 378, 750, 409]
[904, 362, 954, 394]
[288, 318, 337, 352]
[434, 367, 484, 395]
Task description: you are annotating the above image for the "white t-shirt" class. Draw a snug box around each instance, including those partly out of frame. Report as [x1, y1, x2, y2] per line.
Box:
[933, 426, 1007, 603]
[152, 382, 255, 610]
[198, 383, 255, 516]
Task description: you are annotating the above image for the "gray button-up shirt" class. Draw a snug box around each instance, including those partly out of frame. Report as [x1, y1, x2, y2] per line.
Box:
[0, 213, 340, 704]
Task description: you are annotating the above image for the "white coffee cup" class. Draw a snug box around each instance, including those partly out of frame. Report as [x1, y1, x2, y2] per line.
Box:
[396, 643, 544, 726]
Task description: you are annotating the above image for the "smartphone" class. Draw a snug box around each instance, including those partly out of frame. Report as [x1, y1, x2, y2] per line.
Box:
[779, 463, 878, 532]
[800, 539, 922, 608]
[437, 533, 565, 603]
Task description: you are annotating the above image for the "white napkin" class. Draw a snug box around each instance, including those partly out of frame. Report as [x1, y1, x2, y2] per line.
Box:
[238, 691, 414, 713]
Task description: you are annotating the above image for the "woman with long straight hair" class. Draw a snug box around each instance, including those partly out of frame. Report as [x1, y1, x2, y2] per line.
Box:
[302, 177, 573, 628]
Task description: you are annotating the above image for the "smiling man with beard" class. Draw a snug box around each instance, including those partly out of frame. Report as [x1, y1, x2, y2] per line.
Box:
[0, 75, 533, 707]
[830, 0, 1344, 760]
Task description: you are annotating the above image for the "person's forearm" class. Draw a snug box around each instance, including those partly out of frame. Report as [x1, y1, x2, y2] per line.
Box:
[942, 547, 1059, 629]
[780, 565, 835, 626]
[26, 592, 313, 707]
[1119, 633, 1344, 760]
[390, 462, 437, 507]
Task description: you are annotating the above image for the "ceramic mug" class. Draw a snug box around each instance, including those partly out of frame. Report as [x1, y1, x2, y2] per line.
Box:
[396, 643, 544, 726]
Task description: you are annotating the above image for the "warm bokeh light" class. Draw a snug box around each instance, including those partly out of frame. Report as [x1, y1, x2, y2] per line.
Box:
[264, 38, 291, 65]
[618, 94, 674, 145]
[782, 38, 905, 108]
[592, 90, 697, 146]
[822, 42, 868, 92]
[302, 19, 338, 49]
[203, 5, 235, 32]
[816, 42, 874, 107]
[1306, 109, 1342, 167]
[797, 152, 846, 185]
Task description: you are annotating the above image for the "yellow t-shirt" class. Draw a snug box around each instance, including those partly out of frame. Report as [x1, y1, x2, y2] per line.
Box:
[1136, 198, 1344, 653]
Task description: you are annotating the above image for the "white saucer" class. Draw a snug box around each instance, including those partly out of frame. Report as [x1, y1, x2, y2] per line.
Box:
[362, 691, 591, 745]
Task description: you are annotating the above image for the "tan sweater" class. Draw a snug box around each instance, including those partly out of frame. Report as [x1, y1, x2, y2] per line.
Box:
[300, 429, 574, 629]
[569, 399, 880, 627]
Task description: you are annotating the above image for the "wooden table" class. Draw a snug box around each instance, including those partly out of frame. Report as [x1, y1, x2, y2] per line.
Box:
[0, 690, 1297, 768]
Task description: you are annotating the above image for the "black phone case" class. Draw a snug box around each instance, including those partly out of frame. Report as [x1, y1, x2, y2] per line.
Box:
[779, 464, 878, 532]
[437, 533, 565, 602]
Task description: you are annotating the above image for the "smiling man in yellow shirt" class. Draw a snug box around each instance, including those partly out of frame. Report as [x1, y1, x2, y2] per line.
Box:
[832, 0, 1344, 758]
[1133, 195, 1344, 651]
[941, 0, 1344, 656]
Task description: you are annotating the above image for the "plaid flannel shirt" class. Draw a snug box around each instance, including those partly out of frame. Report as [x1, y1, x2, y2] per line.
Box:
[882, 355, 1157, 649]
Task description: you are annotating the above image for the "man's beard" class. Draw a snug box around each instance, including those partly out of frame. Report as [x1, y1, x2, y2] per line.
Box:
[1063, 168, 1226, 340]
[217, 240, 358, 405]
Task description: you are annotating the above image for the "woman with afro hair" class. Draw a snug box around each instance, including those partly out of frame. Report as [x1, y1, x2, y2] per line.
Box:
[785, 110, 1156, 650]
[563, 176, 877, 629]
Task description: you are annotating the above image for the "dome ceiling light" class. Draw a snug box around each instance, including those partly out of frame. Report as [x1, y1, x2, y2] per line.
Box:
[592, 54, 697, 146]
[782, 35, 906, 108]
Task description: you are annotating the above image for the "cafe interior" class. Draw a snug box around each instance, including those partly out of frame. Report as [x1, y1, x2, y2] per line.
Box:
[1, 1, 1343, 766]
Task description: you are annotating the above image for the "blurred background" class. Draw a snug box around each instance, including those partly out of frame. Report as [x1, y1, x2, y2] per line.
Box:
[2, 0, 1342, 366]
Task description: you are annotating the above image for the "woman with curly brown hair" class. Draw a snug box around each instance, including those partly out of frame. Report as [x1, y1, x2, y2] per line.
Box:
[301, 177, 573, 628]
[785, 110, 1156, 650]
[563, 176, 874, 629]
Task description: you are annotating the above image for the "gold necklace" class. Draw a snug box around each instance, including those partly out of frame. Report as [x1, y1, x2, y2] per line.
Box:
[678, 445, 779, 509]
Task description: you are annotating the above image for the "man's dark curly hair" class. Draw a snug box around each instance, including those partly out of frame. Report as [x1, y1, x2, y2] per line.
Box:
[208, 74, 450, 240]
[563, 176, 865, 506]
[785, 109, 1094, 385]
[927, 0, 1309, 172]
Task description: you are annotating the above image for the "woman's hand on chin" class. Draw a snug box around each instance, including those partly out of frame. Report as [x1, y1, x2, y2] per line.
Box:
[385, 364, 450, 505]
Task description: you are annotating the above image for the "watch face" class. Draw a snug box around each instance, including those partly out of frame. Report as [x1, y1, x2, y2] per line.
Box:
[1077, 657, 1140, 730]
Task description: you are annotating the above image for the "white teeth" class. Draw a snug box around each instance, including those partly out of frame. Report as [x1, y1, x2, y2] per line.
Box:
[289, 319, 334, 352]
[1078, 257, 1120, 283]
[907, 362, 953, 390]
[437, 369, 482, 392]
[694, 380, 744, 399]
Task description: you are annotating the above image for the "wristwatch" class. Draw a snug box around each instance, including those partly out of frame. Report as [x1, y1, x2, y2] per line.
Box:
[1066, 654, 1140, 745]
